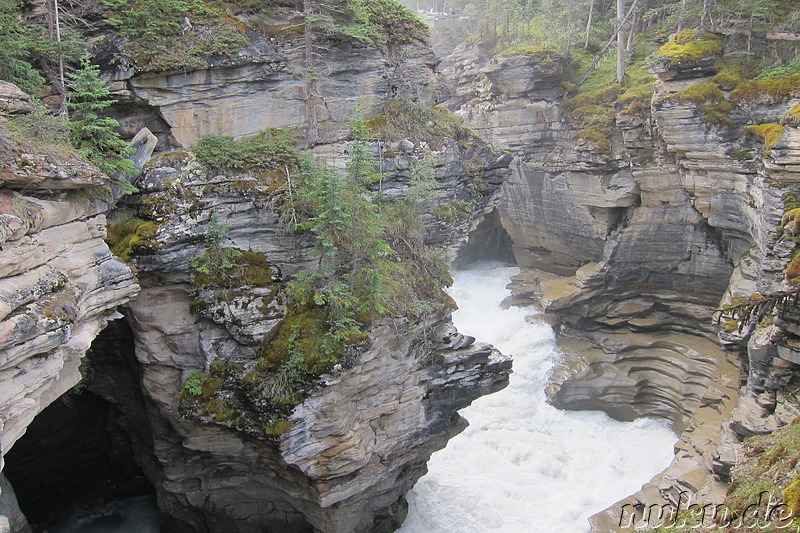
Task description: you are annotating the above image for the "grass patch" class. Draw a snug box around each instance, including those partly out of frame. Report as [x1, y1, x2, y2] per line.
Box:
[366, 99, 477, 150]
[722, 417, 800, 529]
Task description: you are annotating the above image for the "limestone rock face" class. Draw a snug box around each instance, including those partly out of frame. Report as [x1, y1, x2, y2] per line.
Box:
[0, 120, 139, 531]
[101, 29, 448, 148]
[440, 41, 800, 531]
[112, 284, 509, 533]
[0, 83, 32, 116]
[80, 87, 512, 530]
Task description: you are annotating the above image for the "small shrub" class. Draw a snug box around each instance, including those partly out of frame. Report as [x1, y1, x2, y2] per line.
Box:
[366, 100, 475, 149]
[182, 371, 204, 397]
[191, 212, 242, 285]
[194, 129, 301, 171]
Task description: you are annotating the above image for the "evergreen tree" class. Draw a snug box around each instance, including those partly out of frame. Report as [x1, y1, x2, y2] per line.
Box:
[0, 0, 45, 93]
[67, 56, 136, 177]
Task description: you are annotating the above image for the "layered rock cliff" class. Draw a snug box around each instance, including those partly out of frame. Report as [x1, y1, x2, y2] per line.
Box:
[0, 85, 139, 532]
[0, 6, 518, 530]
[86, 128, 512, 531]
[438, 36, 800, 529]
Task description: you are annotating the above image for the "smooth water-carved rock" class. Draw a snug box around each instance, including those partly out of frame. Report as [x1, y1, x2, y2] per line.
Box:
[0, 117, 139, 531]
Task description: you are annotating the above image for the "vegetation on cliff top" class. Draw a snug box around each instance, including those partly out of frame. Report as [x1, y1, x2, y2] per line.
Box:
[181, 114, 452, 438]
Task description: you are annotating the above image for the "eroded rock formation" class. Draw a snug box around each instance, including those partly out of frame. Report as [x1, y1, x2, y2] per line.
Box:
[440, 38, 800, 530]
[0, 110, 139, 531]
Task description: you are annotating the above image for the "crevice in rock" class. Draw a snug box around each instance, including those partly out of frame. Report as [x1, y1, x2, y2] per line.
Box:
[453, 208, 515, 267]
[2, 385, 155, 531]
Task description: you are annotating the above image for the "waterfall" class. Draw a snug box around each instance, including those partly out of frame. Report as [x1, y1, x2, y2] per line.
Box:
[398, 262, 676, 533]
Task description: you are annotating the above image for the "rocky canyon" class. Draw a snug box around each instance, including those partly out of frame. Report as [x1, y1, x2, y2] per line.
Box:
[1, 1, 800, 532]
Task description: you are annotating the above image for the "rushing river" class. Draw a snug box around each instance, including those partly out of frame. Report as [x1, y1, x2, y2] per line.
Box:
[398, 262, 677, 533]
[52, 263, 675, 533]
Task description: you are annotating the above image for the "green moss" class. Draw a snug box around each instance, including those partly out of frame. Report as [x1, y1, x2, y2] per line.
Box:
[783, 104, 800, 127]
[784, 193, 800, 213]
[661, 82, 736, 126]
[238, 250, 278, 287]
[258, 305, 365, 375]
[745, 123, 785, 149]
[722, 319, 740, 333]
[264, 418, 293, 436]
[651, 30, 723, 65]
[193, 248, 277, 289]
[712, 69, 743, 91]
[180, 371, 221, 401]
[731, 75, 800, 104]
[675, 81, 726, 105]
[106, 217, 159, 261]
[617, 82, 655, 116]
[698, 100, 736, 127]
[209, 359, 233, 379]
[787, 254, 800, 282]
[784, 477, 800, 518]
[576, 125, 611, 153]
[205, 398, 236, 422]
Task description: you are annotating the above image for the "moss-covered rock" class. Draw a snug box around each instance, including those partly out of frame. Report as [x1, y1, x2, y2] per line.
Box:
[106, 217, 159, 261]
[651, 29, 723, 66]
[745, 123, 785, 150]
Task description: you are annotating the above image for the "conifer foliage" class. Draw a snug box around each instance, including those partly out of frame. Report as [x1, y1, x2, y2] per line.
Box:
[0, 0, 45, 93]
[67, 56, 136, 177]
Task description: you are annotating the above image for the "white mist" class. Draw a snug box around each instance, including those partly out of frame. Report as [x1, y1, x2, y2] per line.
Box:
[398, 262, 676, 533]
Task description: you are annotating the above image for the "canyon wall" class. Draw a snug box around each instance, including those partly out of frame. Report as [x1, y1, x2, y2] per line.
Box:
[0, 17, 516, 532]
[0, 83, 140, 532]
[440, 38, 800, 529]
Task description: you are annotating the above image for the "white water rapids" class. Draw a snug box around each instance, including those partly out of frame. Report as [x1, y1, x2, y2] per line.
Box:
[398, 262, 677, 533]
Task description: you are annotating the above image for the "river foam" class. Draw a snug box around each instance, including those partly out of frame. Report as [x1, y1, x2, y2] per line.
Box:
[398, 262, 676, 533]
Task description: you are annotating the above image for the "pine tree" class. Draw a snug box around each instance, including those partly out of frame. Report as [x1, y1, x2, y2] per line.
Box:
[0, 0, 45, 93]
[67, 56, 136, 177]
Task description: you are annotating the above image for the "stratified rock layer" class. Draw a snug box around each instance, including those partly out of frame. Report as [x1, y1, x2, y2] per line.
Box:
[442, 40, 800, 531]
[0, 117, 139, 532]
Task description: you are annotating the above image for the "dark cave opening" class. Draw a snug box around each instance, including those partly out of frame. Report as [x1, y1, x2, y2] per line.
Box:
[3, 340, 156, 531]
[453, 208, 516, 268]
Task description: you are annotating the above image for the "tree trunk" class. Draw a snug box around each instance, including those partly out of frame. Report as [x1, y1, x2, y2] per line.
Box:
[53, 0, 66, 117]
[304, 0, 320, 146]
[584, 0, 595, 49]
[568, 0, 641, 95]
[617, 0, 625, 83]
[676, 0, 687, 35]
